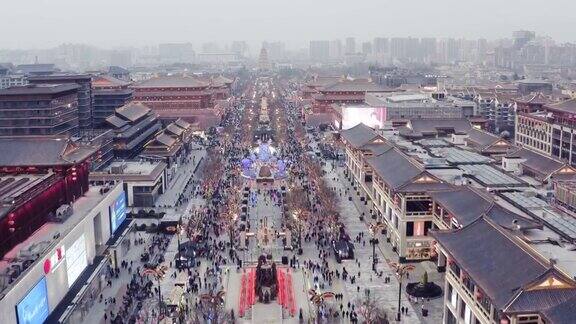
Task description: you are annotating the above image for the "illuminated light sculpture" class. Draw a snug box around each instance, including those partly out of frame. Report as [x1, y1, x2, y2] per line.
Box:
[240, 139, 288, 182]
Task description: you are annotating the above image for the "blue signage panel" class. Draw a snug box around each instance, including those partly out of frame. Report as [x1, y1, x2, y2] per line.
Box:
[16, 277, 50, 324]
[109, 192, 127, 234]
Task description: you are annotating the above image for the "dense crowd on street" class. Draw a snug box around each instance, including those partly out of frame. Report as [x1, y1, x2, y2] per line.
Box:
[96, 77, 403, 324]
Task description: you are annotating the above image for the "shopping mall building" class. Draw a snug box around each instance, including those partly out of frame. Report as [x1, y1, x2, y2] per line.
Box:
[0, 137, 133, 324]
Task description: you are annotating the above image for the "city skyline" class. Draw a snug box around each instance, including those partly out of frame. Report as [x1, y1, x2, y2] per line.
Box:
[1, 0, 575, 49]
[2, 2, 576, 324]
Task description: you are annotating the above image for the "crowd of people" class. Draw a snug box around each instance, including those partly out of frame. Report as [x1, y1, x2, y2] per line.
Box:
[96, 77, 411, 323]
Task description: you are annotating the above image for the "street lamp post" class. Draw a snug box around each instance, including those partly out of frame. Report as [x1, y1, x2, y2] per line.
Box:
[396, 275, 402, 322]
[387, 262, 415, 322]
[298, 220, 303, 249]
[369, 222, 385, 272]
[370, 238, 378, 271]
[229, 222, 234, 247]
[177, 215, 182, 255]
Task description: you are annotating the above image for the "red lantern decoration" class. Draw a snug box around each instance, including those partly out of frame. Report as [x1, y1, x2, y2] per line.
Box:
[43, 259, 51, 274]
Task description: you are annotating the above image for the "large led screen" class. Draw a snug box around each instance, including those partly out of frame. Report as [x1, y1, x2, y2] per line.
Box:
[66, 234, 87, 287]
[16, 277, 50, 324]
[109, 193, 127, 234]
[341, 106, 387, 130]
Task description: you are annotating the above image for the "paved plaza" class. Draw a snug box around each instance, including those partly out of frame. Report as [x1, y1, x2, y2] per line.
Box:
[81, 77, 441, 324]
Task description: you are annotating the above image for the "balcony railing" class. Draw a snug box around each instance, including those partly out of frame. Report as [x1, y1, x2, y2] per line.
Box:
[447, 265, 492, 321]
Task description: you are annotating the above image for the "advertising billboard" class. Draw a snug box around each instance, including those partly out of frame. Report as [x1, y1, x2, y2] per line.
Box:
[109, 193, 127, 234]
[16, 277, 50, 324]
[341, 106, 386, 130]
[66, 234, 87, 287]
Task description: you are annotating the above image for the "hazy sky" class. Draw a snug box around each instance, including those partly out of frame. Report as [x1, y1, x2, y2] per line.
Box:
[1, 0, 575, 49]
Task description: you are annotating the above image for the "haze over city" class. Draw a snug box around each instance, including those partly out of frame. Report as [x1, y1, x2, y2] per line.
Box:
[1, 2, 576, 324]
[1, 0, 575, 48]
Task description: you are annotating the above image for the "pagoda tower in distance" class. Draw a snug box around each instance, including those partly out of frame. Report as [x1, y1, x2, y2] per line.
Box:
[258, 47, 271, 71]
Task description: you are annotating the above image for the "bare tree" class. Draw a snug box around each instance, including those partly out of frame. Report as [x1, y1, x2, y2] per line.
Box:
[355, 294, 389, 324]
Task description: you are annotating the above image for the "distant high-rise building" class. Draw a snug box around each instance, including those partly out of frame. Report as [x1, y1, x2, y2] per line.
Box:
[309, 41, 330, 62]
[437, 38, 461, 63]
[361, 42, 373, 55]
[345, 37, 356, 54]
[329, 40, 343, 60]
[110, 50, 132, 68]
[202, 42, 221, 53]
[406, 37, 421, 62]
[420, 38, 437, 63]
[476, 38, 488, 63]
[230, 41, 249, 57]
[513, 30, 536, 49]
[390, 38, 408, 61]
[158, 43, 195, 63]
[262, 41, 286, 61]
[373, 37, 389, 54]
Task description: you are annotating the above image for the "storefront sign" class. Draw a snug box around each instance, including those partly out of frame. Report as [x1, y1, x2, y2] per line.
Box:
[43, 246, 65, 274]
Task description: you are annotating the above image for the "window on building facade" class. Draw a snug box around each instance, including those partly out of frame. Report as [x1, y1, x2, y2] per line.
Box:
[460, 299, 467, 319]
[406, 199, 431, 214]
[517, 315, 541, 324]
[446, 308, 457, 324]
[406, 221, 414, 236]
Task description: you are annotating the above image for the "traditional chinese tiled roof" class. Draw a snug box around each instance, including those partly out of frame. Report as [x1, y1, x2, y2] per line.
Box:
[341, 123, 381, 148]
[133, 76, 209, 88]
[116, 102, 151, 122]
[320, 79, 388, 92]
[0, 136, 96, 167]
[546, 98, 576, 114]
[466, 128, 512, 153]
[105, 115, 128, 129]
[506, 148, 574, 180]
[368, 147, 450, 192]
[0, 84, 79, 96]
[515, 92, 555, 105]
[165, 123, 185, 137]
[432, 217, 551, 309]
[92, 75, 131, 88]
[174, 118, 191, 129]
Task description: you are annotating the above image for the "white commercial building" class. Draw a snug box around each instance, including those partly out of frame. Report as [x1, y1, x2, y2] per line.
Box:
[90, 160, 168, 207]
[0, 183, 127, 324]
